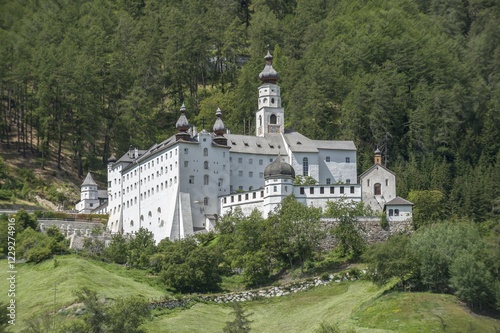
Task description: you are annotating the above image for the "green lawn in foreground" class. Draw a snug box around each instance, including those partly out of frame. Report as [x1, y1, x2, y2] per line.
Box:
[0, 255, 166, 331]
[144, 281, 500, 333]
[352, 290, 500, 332]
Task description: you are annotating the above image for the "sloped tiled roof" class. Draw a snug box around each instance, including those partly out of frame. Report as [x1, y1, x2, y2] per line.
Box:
[81, 172, 97, 186]
[385, 197, 413, 206]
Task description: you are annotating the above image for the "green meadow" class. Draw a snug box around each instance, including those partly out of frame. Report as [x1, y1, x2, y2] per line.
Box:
[1, 255, 498, 332]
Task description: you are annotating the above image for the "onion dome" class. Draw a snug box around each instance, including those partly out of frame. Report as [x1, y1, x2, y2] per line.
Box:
[374, 147, 381, 155]
[259, 50, 280, 84]
[264, 156, 295, 180]
[213, 108, 226, 136]
[108, 154, 117, 163]
[175, 103, 190, 132]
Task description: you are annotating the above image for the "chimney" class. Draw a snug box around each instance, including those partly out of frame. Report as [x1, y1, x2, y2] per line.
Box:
[128, 145, 134, 158]
[134, 148, 138, 159]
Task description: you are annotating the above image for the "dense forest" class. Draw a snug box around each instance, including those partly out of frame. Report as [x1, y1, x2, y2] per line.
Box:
[0, 0, 499, 221]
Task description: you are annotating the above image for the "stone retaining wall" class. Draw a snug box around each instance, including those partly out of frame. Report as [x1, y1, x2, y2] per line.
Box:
[149, 270, 364, 310]
[321, 217, 413, 250]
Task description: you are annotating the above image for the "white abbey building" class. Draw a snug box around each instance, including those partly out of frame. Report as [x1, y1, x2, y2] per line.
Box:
[106, 52, 412, 242]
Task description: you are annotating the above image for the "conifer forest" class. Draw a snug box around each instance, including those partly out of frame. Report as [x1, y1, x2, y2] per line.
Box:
[1, 0, 499, 222]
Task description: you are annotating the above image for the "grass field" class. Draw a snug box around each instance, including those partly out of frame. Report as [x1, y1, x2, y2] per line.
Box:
[1, 255, 499, 332]
[145, 281, 500, 333]
[0, 255, 166, 331]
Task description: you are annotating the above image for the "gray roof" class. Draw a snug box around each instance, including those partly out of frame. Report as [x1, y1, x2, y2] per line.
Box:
[97, 190, 108, 199]
[385, 197, 413, 206]
[225, 133, 286, 155]
[283, 132, 356, 153]
[359, 163, 396, 179]
[82, 172, 97, 186]
[115, 149, 148, 164]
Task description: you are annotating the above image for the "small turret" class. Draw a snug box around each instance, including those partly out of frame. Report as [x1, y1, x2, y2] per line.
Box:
[212, 108, 228, 146]
[176, 103, 191, 141]
[374, 147, 382, 165]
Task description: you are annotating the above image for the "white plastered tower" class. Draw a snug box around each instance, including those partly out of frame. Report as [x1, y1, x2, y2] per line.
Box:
[256, 51, 284, 136]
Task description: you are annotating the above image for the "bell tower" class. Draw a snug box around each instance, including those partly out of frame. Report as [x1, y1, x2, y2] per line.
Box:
[256, 50, 284, 137]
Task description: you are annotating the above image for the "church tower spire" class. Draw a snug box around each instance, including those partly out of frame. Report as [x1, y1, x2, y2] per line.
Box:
[256, 48, 285, 137]
[213, 107, 228, 146]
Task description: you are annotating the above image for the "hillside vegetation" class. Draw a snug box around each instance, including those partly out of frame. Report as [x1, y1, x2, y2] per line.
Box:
[1, 256, 499, 332]
[0, 0, 499, 218]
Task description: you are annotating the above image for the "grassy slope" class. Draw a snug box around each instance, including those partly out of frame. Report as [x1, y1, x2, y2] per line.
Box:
[145, 281, 499, 333]
[0, 255, 166, 331]
[1, 256, 498, 332]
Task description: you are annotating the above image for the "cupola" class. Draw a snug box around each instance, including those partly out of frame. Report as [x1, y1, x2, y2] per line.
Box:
[264, 156, 295, 180]
[175, 103, 191, 141]
[374, 147, 382, 165]
[259, 50, 280, 84]
[212, 108, 228, 146]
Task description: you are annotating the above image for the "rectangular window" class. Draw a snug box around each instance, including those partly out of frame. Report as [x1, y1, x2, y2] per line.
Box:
[259, 159, 263, 165]
[340, 186, 344, 194]
[326, 178, 331, 185]
[350, 186, 355, 194]
[184, 148, 189, 154]
[345, 157, 350, 163]
[330, 187, 335, 194]
[189, 176, 194, 184]
[386, 179, 389, 186]
[300, 187, 305, 194]
[320, 187, 324, 194]
[253, 192, 256, 199]
[245, 193, 249, 200]
[249, 171, 253, 177]
[184, 161, 189, 167]
[249, 158, 253, 164]
[238, 170, 243, 177]
[310, 187, 314, 194]
[259, 172, 264, 178]
[238, 157, 243, 163]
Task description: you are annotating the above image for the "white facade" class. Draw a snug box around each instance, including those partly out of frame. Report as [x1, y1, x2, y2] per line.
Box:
[76, 172, 108, 214]
[106, 51, 411, 243]
[359, 156, 397, 212]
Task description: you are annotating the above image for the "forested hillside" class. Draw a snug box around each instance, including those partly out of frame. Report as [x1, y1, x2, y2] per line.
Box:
[0, 0, 499, 220]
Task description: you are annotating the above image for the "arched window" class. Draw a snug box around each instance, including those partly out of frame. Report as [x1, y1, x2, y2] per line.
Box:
[204, 161, 209, 169]
[204, 175, 209, 185]
[203, 148, 208, 156]
[259, 115, 262, 126]
[130, 220, 134, 226]
[270, 114, 277, 124]
[395, 209, 399, 216]
[374, 183, 381, 195]
[302, 157, 309, 176]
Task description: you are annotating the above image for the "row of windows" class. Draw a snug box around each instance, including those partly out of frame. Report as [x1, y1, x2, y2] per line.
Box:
[388, 209, 400, 216]
[222, 191, 265, 204]
[189, 175, 213, 185]
[230, 170, 264, 178]
[231, 157, 270, 165]
[299, 186, 355, 195]
[324, 156, 351, 163]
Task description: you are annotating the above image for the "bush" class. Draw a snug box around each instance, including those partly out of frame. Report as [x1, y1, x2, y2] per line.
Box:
[0, 189, 13, 201]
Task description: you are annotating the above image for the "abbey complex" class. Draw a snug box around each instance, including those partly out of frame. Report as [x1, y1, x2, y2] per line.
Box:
[77, 52, 412, 243]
